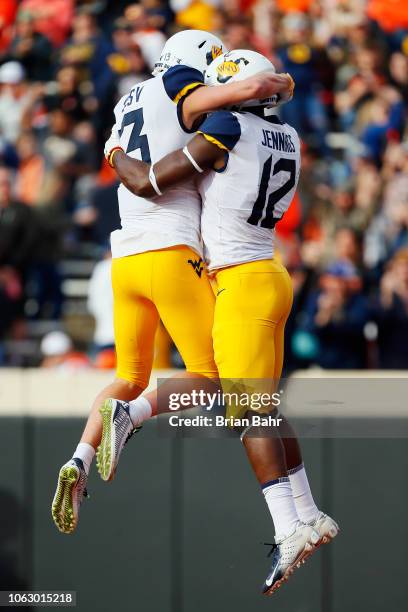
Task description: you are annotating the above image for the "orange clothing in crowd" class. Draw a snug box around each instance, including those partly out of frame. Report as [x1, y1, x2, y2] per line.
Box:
[21, 0, 74, 47]
[15, 156, 45, 206]
[367, 0, 408, 32]
[239, 0, 257, 12]
[276, 191, 301, 239]
[98, 157, 119, 187]
[42, 351, 92, 370]
[276, 0, 312, 13]
[0, 0, 17, 52]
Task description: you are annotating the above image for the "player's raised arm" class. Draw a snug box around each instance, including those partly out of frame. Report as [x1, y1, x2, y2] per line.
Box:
[159, 54, 294, 131]
[107, 111, 240, 198]
[182, 70, 294, 129]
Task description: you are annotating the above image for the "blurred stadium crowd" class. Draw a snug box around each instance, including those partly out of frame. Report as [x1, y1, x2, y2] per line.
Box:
[0, 0, 407, 371]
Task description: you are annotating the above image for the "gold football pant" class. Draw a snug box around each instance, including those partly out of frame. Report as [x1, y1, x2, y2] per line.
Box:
[112, 246, 218, 387]
[212, 258, 293, 417]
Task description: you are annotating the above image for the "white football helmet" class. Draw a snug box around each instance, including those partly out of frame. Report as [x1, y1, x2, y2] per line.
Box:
[205, 49, 279, 108]
[152, 29, 226, 77]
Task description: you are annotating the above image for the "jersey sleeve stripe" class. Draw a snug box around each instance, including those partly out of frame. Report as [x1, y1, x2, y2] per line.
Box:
[173, 82, 205, 104]
[197, 131, 229, 151]
[162, 65, 205, 102]
[197, 111, 241, 151]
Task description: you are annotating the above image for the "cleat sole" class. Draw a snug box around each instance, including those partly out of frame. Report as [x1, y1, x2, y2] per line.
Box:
[51, 466, 79, 534]
[97, 399, 115, 482]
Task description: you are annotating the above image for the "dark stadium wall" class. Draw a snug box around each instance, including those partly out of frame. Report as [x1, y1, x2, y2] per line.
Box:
[0, 417, 407, 612]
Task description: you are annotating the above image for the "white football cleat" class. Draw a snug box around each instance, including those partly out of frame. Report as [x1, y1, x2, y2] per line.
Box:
[262, 522, 320, 595]
[309, 511, 339, 544]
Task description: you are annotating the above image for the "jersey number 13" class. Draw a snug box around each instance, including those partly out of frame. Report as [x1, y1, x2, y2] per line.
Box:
[119, 108, 151, 163]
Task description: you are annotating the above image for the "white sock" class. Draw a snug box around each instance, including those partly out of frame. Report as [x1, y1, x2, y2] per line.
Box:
[288, 463, 320, 524]
[73, 442, 95, 474]
[129, 396, 152, 428]
[262, 477, 299, 540]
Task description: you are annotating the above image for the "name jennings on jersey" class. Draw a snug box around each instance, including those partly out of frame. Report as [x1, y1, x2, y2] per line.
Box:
[110, 65, 207, 260]
[198, 110, 301, 272]
[260, 128, 297, 154]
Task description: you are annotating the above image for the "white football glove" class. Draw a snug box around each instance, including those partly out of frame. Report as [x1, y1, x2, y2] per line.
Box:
[104, 126, 122, 165]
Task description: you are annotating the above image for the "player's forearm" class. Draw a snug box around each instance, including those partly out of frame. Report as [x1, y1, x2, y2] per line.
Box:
[183, 72, 293, 127]
[151, 150, 193, 189]
[114, 139, 220, 200]
[152, 135, 226, 193]
[221, 72, 292, 106]
[112, 148, 200, 198]
[112, 151, 155, 198]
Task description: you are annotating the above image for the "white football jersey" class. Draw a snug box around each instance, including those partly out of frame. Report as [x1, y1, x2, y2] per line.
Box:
[110, 65, 206, 259]
[198, 111, 301, 271]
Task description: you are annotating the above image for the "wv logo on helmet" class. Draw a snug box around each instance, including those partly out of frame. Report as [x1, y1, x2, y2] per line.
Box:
[216, 57, 249, 84]
[206, 45, 223, 66]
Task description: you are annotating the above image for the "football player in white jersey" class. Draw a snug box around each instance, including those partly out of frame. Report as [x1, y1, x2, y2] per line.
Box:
[51, 33, 294, 535]
[105, 50, 339, 595]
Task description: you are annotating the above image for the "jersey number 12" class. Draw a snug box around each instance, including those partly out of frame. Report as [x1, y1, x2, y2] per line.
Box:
[247, 156, 296, 229]
[119, 108, 151, 163]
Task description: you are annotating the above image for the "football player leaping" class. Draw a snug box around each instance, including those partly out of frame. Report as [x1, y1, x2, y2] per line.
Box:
[104, 50, 339, 595]
[51, 32, 293, 535]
